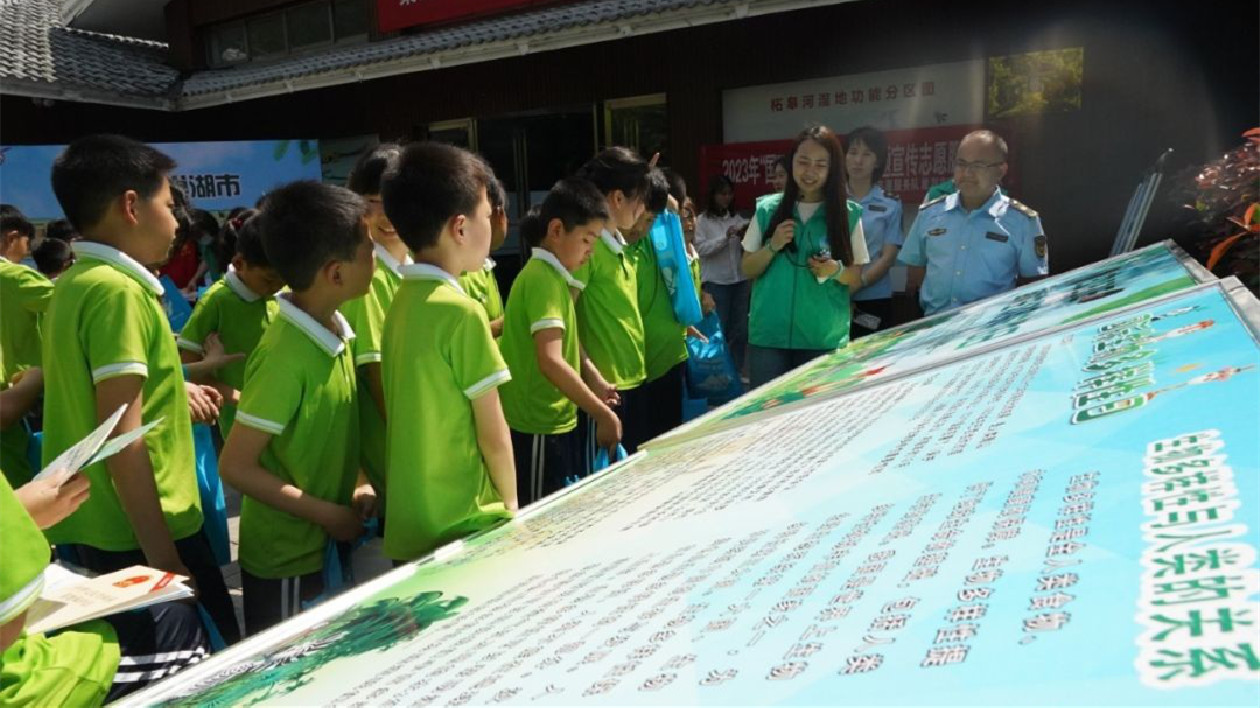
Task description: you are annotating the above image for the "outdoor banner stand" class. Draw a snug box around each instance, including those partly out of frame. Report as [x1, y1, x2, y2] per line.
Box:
[125, 243, 1260, 707]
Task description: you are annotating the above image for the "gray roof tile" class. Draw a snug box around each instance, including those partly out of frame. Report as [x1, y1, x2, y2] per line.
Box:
[0, 0, 775, 107]
[1, 0, 178, 98]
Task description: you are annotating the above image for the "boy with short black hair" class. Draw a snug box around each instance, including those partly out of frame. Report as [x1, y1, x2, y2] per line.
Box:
[178, 211, 284, 437]
[0, 204, 52, 487]
[459, 177, 508, 338]
[379, 141, 518, 562]
[340, 143, 409, 502]
[219, 180, 377, 636]
[32, 237, 76, 279]
[572, 147, 653, 452]
[42, 134, 239, 643]
[501, 178, 621, 505]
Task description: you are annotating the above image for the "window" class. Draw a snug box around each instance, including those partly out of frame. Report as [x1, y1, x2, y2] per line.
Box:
[333, 0, 369, 40]
[205, 0, 368, 68]
[247, 14, 286, 58]
[286, 2, 333, 49]
[209, 23, 248, 66]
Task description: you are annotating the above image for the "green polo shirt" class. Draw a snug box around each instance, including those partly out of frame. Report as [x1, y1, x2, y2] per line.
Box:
[459, 258, 504, 325]
[382, 264, 512, 562]
[42, 242, 201, 551]
[234, 295, 360, 579]
[176, 268, 278, 437]
[500, 249, 585, 435]
[572, 230, 646, 390]
[0, 258, 53, 487]
[629, 237, 689, 383]
[338, 244, 408, 496]
[0, 476, 120, 706]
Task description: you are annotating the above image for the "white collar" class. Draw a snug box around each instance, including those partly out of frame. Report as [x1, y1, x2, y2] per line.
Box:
[275, 293, 355, 357]
[483, 257, 497, 272]
[946, 187, 1004, 216]
[224, 266, 262, 302]
[399, 262, 467, 296]
[73, 241, 163, 296]
[373, 242, 412, 276]
[530, 248, 586, 290]
[599, 228, 626, 255]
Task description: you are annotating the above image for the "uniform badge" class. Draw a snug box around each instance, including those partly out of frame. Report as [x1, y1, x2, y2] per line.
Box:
[985, 232, 1009, 243]
[927, 228, 947, 237]
[1035, 234, 1047, 258]
[867, 204, 887, 212]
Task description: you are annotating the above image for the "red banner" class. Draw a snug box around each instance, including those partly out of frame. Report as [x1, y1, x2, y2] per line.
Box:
[698, 125, 1000, 212]
[377, 0, 574, 34]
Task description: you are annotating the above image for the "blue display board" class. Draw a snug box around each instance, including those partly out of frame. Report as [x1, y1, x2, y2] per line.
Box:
[658, 241, 1214, 446]
[124, 279, 1260, 706]
[0, 140, 322, 219]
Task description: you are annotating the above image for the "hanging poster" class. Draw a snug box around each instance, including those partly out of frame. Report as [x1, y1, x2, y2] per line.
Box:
[0, 140, 322, 220]
[658, 241, 1214, 446]
[698, 124, 982, 211]
[124, 280, 1260, 706]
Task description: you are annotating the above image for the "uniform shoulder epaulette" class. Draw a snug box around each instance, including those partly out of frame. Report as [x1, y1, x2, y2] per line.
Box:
[1009, 199, 1039, 219]
[920, 194, 947, 209]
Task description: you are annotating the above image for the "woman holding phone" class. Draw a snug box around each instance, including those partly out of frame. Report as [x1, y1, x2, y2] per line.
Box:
[740, 125, 869, 388]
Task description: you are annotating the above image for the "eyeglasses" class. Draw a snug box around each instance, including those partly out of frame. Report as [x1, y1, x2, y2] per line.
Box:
[954, 160, 1004, 173]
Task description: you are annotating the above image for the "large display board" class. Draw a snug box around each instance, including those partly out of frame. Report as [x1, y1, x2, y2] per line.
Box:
[656, 240, 1214, 447]
[125, 276, 1260, 706]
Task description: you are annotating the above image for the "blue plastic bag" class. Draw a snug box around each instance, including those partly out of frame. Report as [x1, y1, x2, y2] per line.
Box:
[648, 212, 703, 327]
[591, 444, 628, 475]
[159, 275, 193, 334]
[192, 424, 231, 566]
[685, 311, 744, 406]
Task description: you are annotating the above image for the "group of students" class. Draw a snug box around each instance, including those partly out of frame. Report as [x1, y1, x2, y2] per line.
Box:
[0, 132, 722, 702]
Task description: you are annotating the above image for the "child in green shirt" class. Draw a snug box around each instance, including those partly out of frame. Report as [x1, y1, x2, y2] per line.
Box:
[219, 180, 378, 636]
[572, 147, 653, 452]
[379, 142, 518, 562]
[43, 134, 239, 644]
[340, 144, 410, 504]
[1, 471, 208, 705]
[500, 178, 622, 505]
[459, 177, 508, 337]
[0, 205, 52, 487]
[178, 211, 284, 437]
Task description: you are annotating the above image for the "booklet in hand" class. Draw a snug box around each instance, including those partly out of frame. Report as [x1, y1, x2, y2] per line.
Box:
[32, 403, 163, 487]
[24, 565, 194, 635]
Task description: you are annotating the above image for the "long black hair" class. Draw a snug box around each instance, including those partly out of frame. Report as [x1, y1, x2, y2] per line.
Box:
[704, 174, 736, 218]
[765, 125, 853, 265]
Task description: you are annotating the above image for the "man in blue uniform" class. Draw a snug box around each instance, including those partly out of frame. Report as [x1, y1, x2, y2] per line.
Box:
[900, 130, 1048, 315]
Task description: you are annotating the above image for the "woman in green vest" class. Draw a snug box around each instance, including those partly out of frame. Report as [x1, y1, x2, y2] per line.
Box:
[740, 125, 870, 388]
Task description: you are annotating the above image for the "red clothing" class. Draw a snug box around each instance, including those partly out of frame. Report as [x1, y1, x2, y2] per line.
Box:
[160, 240, 199, 289]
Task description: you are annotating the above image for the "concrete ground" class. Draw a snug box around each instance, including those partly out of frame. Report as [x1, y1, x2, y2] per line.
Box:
[220, 485, 394, 635]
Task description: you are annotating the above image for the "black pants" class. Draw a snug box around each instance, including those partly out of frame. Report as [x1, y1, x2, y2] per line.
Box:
[103, 602, 209, 702]
[510, 426, 586, 507]
[616, 384, 650, 454]
[66, 527, 240, 646]
[241, 568, 325, 637]
[637, 362, 685, 444]
[852, 298, 893, 338]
